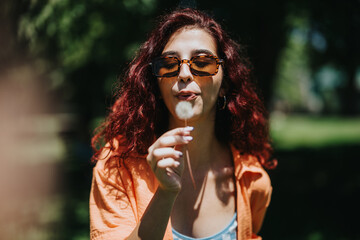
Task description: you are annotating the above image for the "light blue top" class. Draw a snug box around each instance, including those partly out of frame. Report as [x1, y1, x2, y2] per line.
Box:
[172, 213, 237, 240]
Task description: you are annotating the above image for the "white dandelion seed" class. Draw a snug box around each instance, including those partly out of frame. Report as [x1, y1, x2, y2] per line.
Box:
[175, 101, 193, 120]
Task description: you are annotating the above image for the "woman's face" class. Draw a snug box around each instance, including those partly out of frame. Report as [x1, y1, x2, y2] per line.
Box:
[157, 27, 224, 124]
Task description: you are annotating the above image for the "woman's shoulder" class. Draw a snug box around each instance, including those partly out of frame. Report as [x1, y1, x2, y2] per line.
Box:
[231, 145, 272, 192]
[93, 137, 149, 183]
[248, 165, 271, 194]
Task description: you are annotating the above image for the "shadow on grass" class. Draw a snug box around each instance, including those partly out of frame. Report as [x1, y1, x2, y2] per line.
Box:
[261, 143, 360, 240]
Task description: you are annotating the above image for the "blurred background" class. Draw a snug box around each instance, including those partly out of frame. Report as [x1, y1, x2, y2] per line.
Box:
[1, 0, 359, 239]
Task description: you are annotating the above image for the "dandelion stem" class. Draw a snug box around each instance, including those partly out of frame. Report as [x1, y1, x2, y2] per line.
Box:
[185, 119, 196, 189]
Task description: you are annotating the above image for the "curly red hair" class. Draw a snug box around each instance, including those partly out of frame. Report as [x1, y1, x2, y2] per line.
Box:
[92, 8, 277, 169]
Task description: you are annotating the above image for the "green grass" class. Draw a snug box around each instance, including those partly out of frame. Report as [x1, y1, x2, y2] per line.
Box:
[270, 114, 360, 150]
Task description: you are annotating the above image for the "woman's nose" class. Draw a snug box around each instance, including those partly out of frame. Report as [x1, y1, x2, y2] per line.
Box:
[178, 62, 193, 82]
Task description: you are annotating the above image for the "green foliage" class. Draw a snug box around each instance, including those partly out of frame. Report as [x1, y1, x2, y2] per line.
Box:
[20, 1, 115, 70]
[273, 14, 315, 112]
[18, 0, 164, 89]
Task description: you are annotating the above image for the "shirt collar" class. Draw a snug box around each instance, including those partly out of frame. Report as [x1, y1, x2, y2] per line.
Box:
[231, 145, 263, 180]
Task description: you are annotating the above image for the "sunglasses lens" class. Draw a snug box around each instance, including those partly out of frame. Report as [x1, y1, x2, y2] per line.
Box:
[191, 56, 218, 76]
[153, 57, 179, 77]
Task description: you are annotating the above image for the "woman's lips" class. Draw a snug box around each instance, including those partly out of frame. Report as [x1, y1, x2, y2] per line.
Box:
[176, 92, 199, 101]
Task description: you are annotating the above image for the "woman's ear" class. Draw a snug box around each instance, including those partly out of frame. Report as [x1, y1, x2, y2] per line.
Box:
[219, 87, 226, 97]
[219, 77, 229, 97]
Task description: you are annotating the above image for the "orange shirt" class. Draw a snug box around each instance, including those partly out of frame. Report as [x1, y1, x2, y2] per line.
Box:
[90, 144, 272, 240]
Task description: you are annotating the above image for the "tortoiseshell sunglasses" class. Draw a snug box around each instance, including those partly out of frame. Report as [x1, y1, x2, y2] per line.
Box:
[150, 55, 224, 77]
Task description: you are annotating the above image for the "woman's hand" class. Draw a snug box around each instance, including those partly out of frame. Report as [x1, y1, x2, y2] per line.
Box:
[146, 126, 193, 192]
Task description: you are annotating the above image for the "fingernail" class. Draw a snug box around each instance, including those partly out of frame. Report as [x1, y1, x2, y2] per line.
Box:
[184, 126, 194, 131]
[174, 161, 180, 167]
[183, 136, 193, 141]
[177, 151, 183, 157]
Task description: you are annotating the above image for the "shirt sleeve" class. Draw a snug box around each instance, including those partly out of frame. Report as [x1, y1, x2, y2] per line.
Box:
[89, 156, 137, 240]
[249, 169, 272, 234]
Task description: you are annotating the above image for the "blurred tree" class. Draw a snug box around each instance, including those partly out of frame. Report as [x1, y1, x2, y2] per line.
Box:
[274, 0, 360, 115]
[272, 15, 317, 113]
[0, 0, 28, 66]
[306, 0, 360, 115]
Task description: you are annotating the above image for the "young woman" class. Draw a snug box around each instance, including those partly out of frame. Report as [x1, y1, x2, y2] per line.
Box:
[90, 8, 276, 240]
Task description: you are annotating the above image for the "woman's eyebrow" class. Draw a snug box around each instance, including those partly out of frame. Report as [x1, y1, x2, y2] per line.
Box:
[160, 51, 178, 57]
[192, 49, 215, 56]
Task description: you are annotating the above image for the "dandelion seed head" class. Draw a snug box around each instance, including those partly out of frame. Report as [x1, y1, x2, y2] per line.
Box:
[175, 101, 193, 120]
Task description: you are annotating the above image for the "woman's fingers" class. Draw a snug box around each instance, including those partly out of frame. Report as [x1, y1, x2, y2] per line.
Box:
[152, 148, 183, 160]
[157, 158, 180, 168]
[147, 126, 193, 155]
[146, 145, 184, 170]
[157, 135, 193, 148]
[148, 148, 183, 170]
[162, 126, 194, 137]
[157, 127, 193, 147]
[146, 126, 193, 188]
